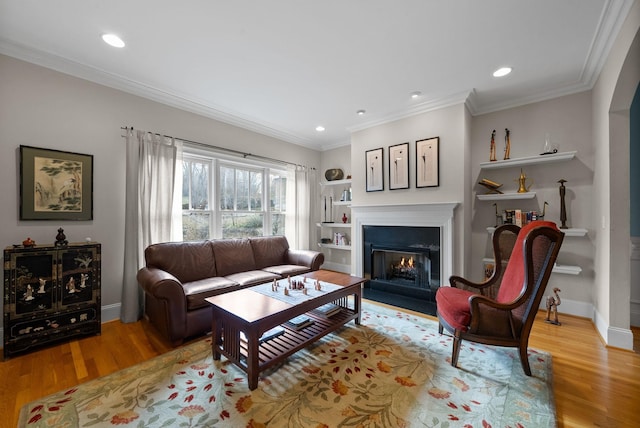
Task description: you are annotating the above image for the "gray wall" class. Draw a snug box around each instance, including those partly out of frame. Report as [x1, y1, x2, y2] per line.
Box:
[0, 54, 321, 326]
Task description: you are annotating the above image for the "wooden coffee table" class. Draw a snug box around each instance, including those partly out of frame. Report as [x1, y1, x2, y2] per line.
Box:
[206, 270, 365, 390]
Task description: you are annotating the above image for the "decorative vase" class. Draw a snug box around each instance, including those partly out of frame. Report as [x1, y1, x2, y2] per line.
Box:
[342, 213, 348, 223]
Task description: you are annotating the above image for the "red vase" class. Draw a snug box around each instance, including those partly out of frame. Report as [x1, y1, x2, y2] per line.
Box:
[342, 213, 348, 223]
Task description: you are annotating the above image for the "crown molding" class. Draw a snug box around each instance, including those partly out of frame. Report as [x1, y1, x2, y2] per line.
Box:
[580, 0, 635, 88]
[347, 90, 474, 134]
[0, 39, 320, 150]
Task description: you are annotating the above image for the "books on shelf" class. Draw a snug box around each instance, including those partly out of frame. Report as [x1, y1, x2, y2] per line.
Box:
[313, 303, 341, 318]
[240, 325, 285, 343]
[284, 315, 314, 330]
[503, 209, 539, 226]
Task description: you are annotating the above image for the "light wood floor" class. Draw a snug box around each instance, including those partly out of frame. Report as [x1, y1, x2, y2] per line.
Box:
[2, 303, 639, 428]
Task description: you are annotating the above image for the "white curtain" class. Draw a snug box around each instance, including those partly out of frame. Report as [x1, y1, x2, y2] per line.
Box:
[121, 129, 182, 323]
[285, 165, 318, 250]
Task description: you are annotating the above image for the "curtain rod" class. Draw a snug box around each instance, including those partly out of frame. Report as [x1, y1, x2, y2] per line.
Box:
[120, 126, 310, 169]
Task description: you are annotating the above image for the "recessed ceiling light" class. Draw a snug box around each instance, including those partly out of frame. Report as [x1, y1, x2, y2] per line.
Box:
[493, 67, 512, 77]
[315, 126, 325, 132]
[102, 33, 125, 48]
[410, 91, 422, 99]
[357, 109, 366, 115]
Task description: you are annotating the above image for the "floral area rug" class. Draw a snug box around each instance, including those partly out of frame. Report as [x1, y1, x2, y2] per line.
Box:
[19, 302, 555, 427]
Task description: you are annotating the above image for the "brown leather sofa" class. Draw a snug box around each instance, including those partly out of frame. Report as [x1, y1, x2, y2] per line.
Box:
[137, 236, 324, 345]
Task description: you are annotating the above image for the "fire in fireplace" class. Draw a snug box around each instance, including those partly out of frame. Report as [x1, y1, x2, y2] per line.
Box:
[363, 226, 440, 315]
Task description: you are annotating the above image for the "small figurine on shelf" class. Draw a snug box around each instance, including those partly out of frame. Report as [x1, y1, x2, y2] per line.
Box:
[504, 128, 511, 160]
[558, 179, 568, 229]
[516, 169, 533, 193]
[342, 213, 348, 223]
[493, 203, 501, 227]
[489, 129, 497, 161]
[55, 228, 68, 248]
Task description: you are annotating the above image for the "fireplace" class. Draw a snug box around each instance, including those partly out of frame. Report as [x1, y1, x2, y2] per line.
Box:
[351, 203, 458, 316]
[363, 226, 440, 314]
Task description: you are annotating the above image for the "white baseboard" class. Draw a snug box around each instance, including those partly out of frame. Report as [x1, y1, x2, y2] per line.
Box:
[320, 261, 352, 274]
[594, 309, 634, 350]
[538, 297, 593, 319]
[101, 303, 121, 323]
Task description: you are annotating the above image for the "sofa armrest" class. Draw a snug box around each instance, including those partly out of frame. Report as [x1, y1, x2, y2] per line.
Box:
[286, 249, 325, 271]
[137, 267, 188, 311]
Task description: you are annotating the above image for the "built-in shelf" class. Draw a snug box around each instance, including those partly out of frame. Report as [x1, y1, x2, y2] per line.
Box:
[317, 222, 351, 228]
[482, 258, 581, 275]
[486, 227, 588, 237]
[333, 200, 351, 206]
[320, 178, 352, 187]
[479, 151, 577, 170]
[318, 243, 352, 250]
[477, 192, 536, 201]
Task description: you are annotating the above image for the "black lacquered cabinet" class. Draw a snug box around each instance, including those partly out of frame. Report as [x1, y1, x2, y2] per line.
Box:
[3, 243, 101, 359]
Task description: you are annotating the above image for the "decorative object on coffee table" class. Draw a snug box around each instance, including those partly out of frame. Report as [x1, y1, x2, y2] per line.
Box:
[545, 287, 561, 325]
[558, 179, 568, 229]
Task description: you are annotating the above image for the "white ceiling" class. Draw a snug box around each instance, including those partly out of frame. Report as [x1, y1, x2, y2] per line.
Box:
[0, 1, 633, 151]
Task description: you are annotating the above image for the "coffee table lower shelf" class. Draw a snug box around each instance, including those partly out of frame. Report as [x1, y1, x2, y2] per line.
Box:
[215, 307, 359, 389]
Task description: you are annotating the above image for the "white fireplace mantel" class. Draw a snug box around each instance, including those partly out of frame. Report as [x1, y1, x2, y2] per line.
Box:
[350, 203, 459, 284]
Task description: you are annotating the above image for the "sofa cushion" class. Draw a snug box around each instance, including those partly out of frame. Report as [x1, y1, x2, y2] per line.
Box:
[262, 264, 311, 277]
[144, 241, 217, 284]
[212, 238, 257, 277]
[225, 270, 280, 286]
[250, 236, 289, 269]
[183, 277, 239, 310]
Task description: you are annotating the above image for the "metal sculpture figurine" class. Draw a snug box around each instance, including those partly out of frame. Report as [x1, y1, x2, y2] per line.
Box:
[540, 201, 548, 219]
[545, 287, 561, 325]
[516, 169, 533, 193]
[489, 129, 497, 161]
[558, 179, 568, 229]
[504, 128, 511, 160]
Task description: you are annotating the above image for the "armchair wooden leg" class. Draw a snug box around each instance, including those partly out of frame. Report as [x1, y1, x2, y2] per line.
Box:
[451, 331, 462, 368]
[438, 323, 443, 334]
[519, 345, 532, 376]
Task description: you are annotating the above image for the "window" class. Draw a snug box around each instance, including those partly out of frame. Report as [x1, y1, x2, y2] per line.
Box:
[182, 152, 287, 241]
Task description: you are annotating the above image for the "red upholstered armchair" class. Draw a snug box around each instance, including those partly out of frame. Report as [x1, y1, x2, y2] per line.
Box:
[436, 221, 564, 375]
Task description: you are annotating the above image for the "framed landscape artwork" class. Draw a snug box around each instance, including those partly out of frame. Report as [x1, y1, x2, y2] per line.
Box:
[389, 142, 409, 190]
[416, 137, 439, 188]
[20, 145, 94, 220]
[365, 147, 384, 192]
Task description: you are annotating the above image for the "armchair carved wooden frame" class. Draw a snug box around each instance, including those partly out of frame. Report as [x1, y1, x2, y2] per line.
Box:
[436, 221, 564, 376]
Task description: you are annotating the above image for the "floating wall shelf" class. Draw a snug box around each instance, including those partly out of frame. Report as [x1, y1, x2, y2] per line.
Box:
[477, 192, 536, 201]
[479, 151, 577, 170]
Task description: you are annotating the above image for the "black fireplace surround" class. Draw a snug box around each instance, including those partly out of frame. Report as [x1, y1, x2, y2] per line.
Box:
[363, 225, 440, 316]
